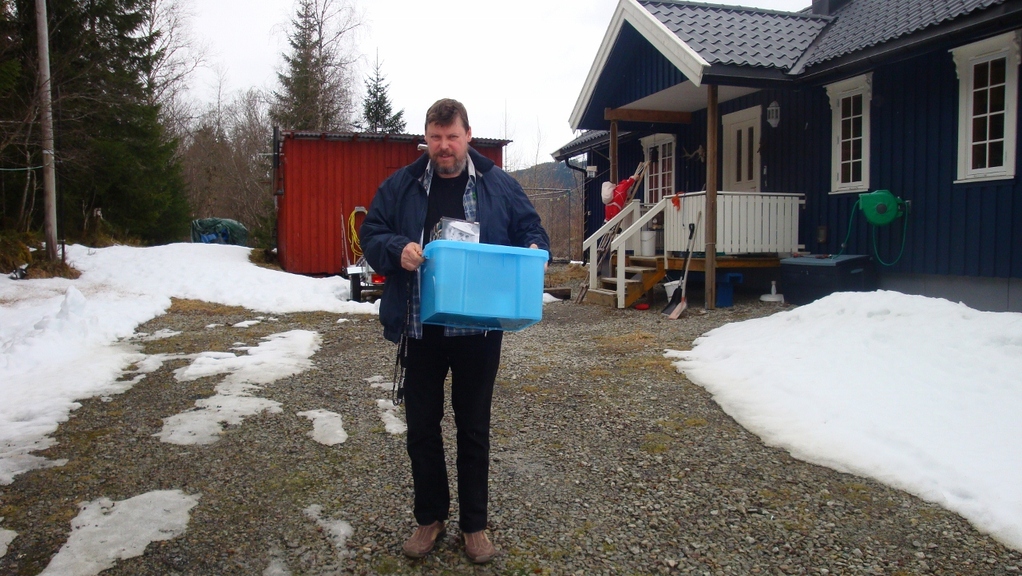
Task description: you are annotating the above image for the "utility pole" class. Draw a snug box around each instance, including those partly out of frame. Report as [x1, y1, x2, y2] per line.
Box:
[36, 0, 58, 260]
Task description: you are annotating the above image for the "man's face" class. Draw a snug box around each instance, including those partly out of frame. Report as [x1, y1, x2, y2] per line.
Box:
[426, 119, 472, 177]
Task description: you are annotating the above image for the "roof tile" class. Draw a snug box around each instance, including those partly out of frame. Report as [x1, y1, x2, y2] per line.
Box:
[640, 1, 830, 71]
[803, 0, 1005, 66]
[637, 0, 1008, 74]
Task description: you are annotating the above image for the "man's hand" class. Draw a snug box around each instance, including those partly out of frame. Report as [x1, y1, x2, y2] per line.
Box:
[529, 244, 548, 271]
[401, 242, 425, 271]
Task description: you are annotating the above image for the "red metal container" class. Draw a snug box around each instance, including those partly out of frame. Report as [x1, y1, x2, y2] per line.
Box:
[273, 131, 507, 275]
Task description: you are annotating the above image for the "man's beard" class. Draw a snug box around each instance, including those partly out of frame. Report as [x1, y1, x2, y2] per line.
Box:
[430, 152, 467, 176]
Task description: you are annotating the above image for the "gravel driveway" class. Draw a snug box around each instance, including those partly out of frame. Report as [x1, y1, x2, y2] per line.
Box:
[1, 283, 1020, 575]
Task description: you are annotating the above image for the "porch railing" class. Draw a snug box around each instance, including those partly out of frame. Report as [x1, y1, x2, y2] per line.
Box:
[662, 191, 804, 254]
[583, 190, 805, 308]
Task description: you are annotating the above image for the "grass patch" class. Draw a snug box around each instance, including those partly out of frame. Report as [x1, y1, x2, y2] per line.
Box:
[502, 561, 550, 576]
[248, 248, 282, 270]
[758, 487, 795, 508]
[369, 556, 402, 574]
[168, 298, 247, 316]
[45, 506, 77, 527]
[573, 521, 594, 538]
[545, 262, 587, 288]
[595, 331, 657, 355]
[24, 256, 81, 280]
[619, 356, 675, 376]
[0, 231, 35, 273]
[837, 482, 874, 505]
[640, 432, 673, 454]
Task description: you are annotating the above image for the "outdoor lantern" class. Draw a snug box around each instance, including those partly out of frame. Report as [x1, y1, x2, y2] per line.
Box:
[767, 101, 780, 128]
[586, 165, 598, 177]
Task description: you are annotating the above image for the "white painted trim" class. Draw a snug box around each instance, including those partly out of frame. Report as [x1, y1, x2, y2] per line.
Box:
[569, 0, 710, 130]
[640, 134, 677, 203]
[951, 31, 1021, 182]
[639, 133, 676, 149]
[953, 174, 1016, 184]
[826, 72, 873, 193]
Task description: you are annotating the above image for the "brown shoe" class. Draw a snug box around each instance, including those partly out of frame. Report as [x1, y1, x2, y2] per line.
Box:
[463, 530, 496, 564]
[402, 521, 445, 558]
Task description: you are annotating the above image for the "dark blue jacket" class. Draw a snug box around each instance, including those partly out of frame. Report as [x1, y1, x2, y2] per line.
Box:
[361, 147, 550, 343]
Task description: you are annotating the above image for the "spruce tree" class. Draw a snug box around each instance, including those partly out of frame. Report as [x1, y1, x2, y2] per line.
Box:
[271, 0, 361, 132]
[359, 55, 405, 134]
[0, 0, 191, 244]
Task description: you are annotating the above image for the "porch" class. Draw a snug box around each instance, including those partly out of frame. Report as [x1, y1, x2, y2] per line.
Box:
[582, 190, 804, 308]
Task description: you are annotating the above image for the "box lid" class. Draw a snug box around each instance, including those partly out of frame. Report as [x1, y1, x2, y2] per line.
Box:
[780, 254, 868, 267]
[423, 239, 548, 260]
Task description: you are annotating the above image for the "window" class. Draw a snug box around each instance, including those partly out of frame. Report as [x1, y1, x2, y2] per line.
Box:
[826, 73, 872, 193]
[640, 134, 675, 203]
[952, 31, 1020, 182]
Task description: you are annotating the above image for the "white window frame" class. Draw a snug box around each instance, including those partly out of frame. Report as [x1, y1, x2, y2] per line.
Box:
[951, 31, 1021, 183]
[826, 73, 872, 194]
[640, 133, 676, 204]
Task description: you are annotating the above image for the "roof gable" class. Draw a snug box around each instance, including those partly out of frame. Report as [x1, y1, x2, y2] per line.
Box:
[568, 0, 1021, 133]
[569, 0, 711, 130]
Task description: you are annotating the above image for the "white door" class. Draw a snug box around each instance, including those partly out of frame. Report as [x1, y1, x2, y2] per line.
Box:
[722, 106, 761, 192]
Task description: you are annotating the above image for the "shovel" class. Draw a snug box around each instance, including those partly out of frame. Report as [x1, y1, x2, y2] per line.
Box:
[663, 212, 702, 318]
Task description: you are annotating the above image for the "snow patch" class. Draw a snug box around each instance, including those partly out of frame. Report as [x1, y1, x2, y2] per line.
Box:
[303, 505, 353, 558]
[298, 410, 348, 446]
[157, 330, 320, 445]
[39, 490, 199, 576]
[376, 399, 406, 435]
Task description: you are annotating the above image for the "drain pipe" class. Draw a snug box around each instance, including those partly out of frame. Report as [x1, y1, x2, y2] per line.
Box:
[564, 160, 588, 264]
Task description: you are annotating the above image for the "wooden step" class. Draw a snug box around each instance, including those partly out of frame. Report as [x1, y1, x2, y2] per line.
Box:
[621, 265, 657, 274]
[600, 276, 642, 286]
[627, 256, 660, 266]
[582, 288, 617, 307]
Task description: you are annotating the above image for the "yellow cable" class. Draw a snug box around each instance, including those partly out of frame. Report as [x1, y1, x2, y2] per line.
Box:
[349, 209, 364, 261]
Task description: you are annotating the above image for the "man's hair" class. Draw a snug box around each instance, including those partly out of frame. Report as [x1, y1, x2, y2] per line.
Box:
[425, 98, 470, 132]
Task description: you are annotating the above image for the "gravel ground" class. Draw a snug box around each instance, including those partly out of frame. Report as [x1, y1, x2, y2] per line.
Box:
[2, 271, 1021, 575]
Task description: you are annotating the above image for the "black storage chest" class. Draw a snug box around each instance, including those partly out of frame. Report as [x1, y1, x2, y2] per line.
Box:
[780, 255, 878, 305]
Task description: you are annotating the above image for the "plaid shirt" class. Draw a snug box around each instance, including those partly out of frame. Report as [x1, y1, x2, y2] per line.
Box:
[406, 156, 483, 339]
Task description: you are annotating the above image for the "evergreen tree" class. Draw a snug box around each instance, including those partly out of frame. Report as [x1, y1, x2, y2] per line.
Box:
[0, 0, 191, 244]
[271, 0, 361, 131]
[358, 55, 404, 134]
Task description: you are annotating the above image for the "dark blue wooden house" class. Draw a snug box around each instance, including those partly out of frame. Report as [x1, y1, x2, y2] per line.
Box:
[555, 0, 1022, 312]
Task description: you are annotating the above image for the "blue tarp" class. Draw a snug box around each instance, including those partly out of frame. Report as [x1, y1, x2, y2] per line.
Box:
[190, 218, 248, 246]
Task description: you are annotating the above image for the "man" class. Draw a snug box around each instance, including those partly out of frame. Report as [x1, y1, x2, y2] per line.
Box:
[360, 98, 549, 564]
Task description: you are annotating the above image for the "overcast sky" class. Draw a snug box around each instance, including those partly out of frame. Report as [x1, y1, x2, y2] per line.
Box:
[188, 0, 811, 167]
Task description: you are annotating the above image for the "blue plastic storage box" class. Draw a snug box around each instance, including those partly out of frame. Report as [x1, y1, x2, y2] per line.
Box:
[420, 240, 549, 331]
[715, 273, 744, 308]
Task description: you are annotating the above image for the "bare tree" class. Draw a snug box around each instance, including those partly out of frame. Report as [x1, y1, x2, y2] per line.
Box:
[139, 0, 207, 139]
[180, 79, 272, 240]
[224, 89, 273, 227]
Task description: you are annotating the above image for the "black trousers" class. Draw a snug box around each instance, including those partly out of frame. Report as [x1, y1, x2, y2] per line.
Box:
[403, 324, 503, 533]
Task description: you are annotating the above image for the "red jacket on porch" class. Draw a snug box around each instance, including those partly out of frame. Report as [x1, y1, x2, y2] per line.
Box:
[603, 177, 634, 221]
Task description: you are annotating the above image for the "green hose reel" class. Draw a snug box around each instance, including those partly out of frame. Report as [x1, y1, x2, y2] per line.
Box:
[858, 189, 905, 226]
